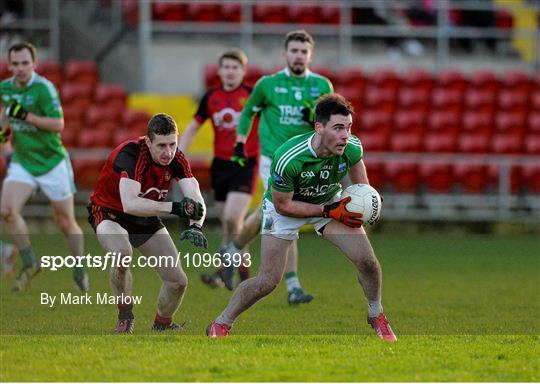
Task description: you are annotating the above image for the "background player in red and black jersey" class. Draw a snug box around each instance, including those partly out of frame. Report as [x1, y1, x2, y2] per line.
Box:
[179, 49, 260, 290]
[88, 113, 207, 333]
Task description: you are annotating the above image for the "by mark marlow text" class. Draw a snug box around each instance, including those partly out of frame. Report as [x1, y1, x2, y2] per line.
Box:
[40, 292, 142, 307]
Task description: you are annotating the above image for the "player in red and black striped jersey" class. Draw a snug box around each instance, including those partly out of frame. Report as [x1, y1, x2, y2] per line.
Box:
[88, 113, 208, 333]
[179, 48, 260, 290]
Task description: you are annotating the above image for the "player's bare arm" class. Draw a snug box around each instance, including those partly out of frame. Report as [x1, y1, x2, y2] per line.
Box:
[348, 159, 369, 185]
[24, 114, 64, 133]
[119, 177, 174, 217]
[177, 177, 206, 226]
[272, 188, 325, 218]
[177, 119, 201, 152]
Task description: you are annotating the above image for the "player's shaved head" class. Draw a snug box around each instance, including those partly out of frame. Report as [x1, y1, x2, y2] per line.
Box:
[8, 42, 37, 62]
[314, 94, 354, 127]
[284, 29, 314, 50]
[219, 48, 247, 67]
[147, 113, 177, 141]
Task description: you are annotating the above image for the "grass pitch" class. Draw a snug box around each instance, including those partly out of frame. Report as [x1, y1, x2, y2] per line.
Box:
[1, 231, 539, 381]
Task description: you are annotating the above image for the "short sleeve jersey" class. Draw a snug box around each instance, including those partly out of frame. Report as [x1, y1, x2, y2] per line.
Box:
[90, 137, 193, 212]
[194, 83, 259, 160]
[0, 72, 65, 175]
[265, 132, 363, 205]
[237, 68, 333, 157]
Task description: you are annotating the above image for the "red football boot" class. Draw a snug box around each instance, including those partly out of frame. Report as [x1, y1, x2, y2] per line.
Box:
[368, 313, 397, 341]
[206, 321, 231, 337]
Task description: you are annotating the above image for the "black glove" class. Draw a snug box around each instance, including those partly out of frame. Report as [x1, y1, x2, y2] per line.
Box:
[301, 101, 314, 127]
[6, 101, 28, 121]
[179, 223, 208, 248]
[171, 198, 204, 220]
[231, 142, 247, 167]
[0, 127, 11, 144]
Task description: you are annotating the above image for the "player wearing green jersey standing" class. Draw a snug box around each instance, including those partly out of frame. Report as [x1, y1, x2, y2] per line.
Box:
[0, 42, 88, 292]
[222, 30, 333, 304]
[207, 94, 396, 341]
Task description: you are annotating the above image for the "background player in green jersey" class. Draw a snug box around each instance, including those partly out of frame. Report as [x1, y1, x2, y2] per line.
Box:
[224, 30, 333, 304]
[0, 42, 88, 292]
[207, 94, 396, 341]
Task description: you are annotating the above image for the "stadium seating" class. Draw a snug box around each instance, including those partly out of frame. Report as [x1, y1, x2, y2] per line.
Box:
[437, 69, 468, 93]
[94, 84, 127, 110]
[37, 60, 63, 89]
[0, 61, 9, 80]
[419, 163, 455, 193]
[61, 82, 94, 110]
[384, 163, 419, 193]
[64, 60, 99, 89]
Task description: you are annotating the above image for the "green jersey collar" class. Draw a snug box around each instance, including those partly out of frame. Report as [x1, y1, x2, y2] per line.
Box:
[307, 133, 317, 157]
[11, 72, 36, 88]
[282, 67, 311, 79]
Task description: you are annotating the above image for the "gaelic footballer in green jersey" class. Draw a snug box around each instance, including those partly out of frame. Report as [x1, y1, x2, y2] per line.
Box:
[227, 30, 333, 305]
[0, 42, 88, 292]
[208, 94, 397, 341]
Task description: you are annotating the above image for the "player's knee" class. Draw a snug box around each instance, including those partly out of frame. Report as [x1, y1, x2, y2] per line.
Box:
[258, 274, 280, 295]
[0, 206, 13, 223]
[167, 274, 188, 293]
[357, 258, 380, 276]
[224, 215, 241, 234]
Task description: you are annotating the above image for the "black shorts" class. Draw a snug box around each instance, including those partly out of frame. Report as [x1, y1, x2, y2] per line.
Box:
[210, 157, 258, 202]
[87, 203, 165, 248]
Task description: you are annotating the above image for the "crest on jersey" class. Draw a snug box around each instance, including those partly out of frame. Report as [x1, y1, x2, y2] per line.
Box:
[338, 162, 347, 173]
[164, 171, 171, 181]
[273, 172, 286, 187]
[25, 95, 33, 105]
[310, 87, 320, 97]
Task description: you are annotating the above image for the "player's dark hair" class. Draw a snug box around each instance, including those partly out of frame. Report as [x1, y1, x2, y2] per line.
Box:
[284, 29, 314, 50]
[8, 42, 37, 62]
[219, 48, 247, 67]
[314, 93, 354, 126]
[147, 113, 177, 141]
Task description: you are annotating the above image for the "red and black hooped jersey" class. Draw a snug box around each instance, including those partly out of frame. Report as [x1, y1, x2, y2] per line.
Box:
[194, 83, 259, 160]
[90, 137, 193, 212]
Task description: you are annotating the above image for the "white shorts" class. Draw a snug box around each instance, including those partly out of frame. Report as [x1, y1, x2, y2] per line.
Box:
[4, 157, 76, 202]
[261, 195, 341, 241]
[259, 155, 272, 192]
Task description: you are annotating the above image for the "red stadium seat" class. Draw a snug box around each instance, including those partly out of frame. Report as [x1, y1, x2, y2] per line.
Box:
[112, 128, 138, 147]
[0, 61, 10, 80]
[77, 129, 112, 148]
[253, 4, 288, 23]
[62, 104, 86, 136]
[384, 163, 418, 193]
[121, 109, 151, 135]
[320, 4, 341, 24]
[464, 89, 497, 115]
[497, 89, 529, 115]
[397, 88, 430, 114]
[359, 110, 392, 134]
[220, 3, 241, 23]
[72, 158, 106, 190]
[402, 69, 434, 93]
[520, 165, 540, 194]
[523, 133, 540, 155]
[369, 69, 401, 93]
[457, 133, 490, 154]
[85, 105, 122, 135]
[437, 69, 468, 93]
[427, 110, 461, 134]
[494, 111, 527, 134]
[288, 3, 320, 24]
[64, 60, 99, 89]
[528, 112, 540, 133]
[244, 66, 265, 87]
[204, 64, 220, 89]
[335, 67, 365, 91]
[431, 88, 464, 115]
[61, 82, 94, 110]
[454, 164, 491, 194]
[530, 90, 540, 112]
[469, 70, 499, 94]
[390, 133, 423, 152]
[187, 2, 222, 23]
[311, 65, 336, 86]
[60, 129, 78, 148]
[490, 133, 523, 154]
[363, 161, 385, 191]
[37, 60, 63, 89]
[501, 70, 533, 93]
[358, 131, 389, 152]
[393, 110, 426, 134]
[462, 111, 493, 135]
[152, 2, 186, 21]
[94, 83, 127, 110]
[189, 159, 212, 192]
[423, 132, 458, 153]
[335, 86, 363, 116]
[122, 0, 139, 26]
[419, 163, 454, 193]
[364, 87, 397, 114]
